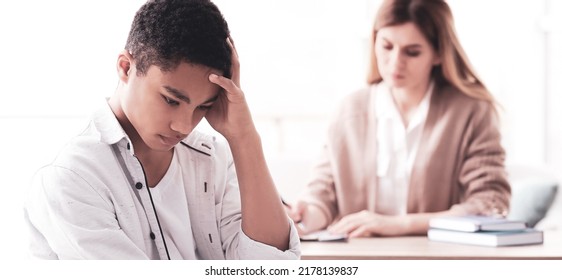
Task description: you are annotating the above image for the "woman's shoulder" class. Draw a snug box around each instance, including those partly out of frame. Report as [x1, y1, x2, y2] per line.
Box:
[336, 85, 376, 117]
[436, 84, 495, 114]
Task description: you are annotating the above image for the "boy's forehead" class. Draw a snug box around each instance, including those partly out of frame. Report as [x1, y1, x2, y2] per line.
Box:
[142, 63, 222, 101]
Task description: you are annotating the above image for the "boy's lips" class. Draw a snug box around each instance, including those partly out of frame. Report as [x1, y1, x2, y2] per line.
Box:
[159, 134, 180, 146]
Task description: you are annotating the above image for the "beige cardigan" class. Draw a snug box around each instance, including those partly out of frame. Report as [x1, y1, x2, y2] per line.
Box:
[300, 83, 511, 225]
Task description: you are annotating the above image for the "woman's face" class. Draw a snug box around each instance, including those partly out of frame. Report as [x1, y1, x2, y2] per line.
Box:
[375, 22, 440, 90]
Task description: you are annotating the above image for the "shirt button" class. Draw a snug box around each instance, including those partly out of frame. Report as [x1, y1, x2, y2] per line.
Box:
[150, 232, 156, 240]
[135, 182, 143, 189]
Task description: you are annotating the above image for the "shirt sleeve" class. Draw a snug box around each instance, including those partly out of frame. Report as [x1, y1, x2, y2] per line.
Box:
[216, 152, 301, 260]
[298, 143, 339, 224]
[453, 102, 511, 216]
[233, 220, 301, 260]
[25, 166, 150, 259]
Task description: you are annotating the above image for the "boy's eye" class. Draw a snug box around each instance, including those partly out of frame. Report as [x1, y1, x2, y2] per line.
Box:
[162, 95, 180, 106]
[383, 44, 392, 50]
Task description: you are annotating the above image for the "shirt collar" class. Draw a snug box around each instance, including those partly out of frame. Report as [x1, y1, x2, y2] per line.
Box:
[408, 81, 433, 131]
[375, 81, 434, 130]
[91, 98, 215, 157]
[92, 99, 131, 147]
[375, 82, 398, 120]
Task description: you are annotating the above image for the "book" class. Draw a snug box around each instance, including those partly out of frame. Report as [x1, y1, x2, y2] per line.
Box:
[300, 230, 348, 242]
[429, 215, 527, 232]
[427, 228, 544, 247]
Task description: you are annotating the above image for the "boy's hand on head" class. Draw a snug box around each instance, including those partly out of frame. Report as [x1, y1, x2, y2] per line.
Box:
[207, 37, 257, 141]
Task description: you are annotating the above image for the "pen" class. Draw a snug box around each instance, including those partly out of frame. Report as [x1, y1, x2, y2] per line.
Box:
[281, 198, 292, 209]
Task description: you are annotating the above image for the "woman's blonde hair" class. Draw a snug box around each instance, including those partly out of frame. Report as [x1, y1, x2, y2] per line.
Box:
[367, 0, 496, 108]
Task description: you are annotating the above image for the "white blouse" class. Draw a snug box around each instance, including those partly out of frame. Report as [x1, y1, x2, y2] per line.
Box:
[375, 82, 433, 215]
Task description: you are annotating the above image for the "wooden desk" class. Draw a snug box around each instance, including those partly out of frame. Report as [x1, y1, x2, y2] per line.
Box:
[301, 230, 562, 260]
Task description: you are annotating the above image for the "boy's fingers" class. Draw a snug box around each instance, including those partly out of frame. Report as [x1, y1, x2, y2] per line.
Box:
[226, 37, 240, 85]
[209, 74, 237, 94]
[227, 37, 238, 58]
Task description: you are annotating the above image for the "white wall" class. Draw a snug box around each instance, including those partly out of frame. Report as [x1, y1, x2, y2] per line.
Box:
[1, 0, 559, 259]
[538, 0, 562, 230]
[451, 0, 546, 166]
[545, 0, 562, 173]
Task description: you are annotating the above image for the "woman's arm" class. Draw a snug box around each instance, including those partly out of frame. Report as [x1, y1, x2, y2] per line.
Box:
[454, 101, 511, 216]
[329, 101, 510, 237]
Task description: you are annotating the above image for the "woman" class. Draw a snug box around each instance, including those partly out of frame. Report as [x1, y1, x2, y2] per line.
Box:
[286, 0, 510, 237]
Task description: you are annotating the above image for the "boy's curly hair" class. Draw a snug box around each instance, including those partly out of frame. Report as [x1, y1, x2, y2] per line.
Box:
[125, 0, 231, 77]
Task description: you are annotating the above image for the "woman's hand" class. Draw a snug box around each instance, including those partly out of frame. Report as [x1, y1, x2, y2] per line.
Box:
[284, 201, 305, 224]
[328, 210, 410, 237]
[284, 201, 330, 235]
[206, 37, 256, 141]
[283, 201, 308, 235]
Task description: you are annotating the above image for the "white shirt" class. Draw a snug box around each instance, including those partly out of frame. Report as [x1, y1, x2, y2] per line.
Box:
[24, 101, 301, 259]
[150, 148, 197, 259]
[375, 82, 433, 215]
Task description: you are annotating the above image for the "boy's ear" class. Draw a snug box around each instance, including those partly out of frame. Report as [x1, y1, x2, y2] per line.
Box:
[117, 50, 134, 83]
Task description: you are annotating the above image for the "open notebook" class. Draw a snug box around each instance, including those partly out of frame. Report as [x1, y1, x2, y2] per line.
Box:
[300, 230, 347, 242]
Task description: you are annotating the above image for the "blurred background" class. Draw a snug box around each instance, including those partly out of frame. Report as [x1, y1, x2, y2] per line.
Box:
[0, 0, 560, 260]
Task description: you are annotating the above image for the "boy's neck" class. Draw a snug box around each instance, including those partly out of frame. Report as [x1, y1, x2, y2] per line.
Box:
[134, 147, 174, 188]
[108, 94, 174, 187]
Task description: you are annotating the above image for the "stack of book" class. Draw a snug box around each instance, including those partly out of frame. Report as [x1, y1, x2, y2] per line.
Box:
[427, 215, 544, 247]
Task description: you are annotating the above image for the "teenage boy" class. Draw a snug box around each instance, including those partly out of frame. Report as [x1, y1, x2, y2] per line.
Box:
[24, 0, 300, 259]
